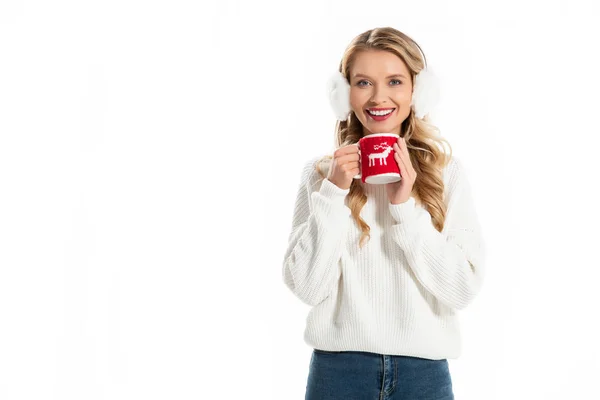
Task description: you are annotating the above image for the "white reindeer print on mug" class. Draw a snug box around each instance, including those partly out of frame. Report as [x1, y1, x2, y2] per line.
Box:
[368, 143, 394, 167]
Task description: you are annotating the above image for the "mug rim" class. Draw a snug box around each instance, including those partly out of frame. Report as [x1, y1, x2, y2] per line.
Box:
[359, 132, 400, 140]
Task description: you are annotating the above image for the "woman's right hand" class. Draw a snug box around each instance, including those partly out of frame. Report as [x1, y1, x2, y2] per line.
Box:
[326, 144, 361, 190]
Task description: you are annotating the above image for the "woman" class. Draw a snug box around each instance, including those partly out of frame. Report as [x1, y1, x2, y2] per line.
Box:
[282, 26, 485, 400]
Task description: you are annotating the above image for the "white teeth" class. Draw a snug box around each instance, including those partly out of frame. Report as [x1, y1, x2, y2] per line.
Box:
[367, 109, 393, 116]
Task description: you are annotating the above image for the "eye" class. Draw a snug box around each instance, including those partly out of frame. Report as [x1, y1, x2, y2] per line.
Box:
[356, 79, 402, 87]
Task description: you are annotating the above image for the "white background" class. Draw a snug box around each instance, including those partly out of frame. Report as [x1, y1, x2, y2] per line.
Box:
[1, 0, 599, 399]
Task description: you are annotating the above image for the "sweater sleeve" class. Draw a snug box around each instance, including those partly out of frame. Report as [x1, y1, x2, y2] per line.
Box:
[282, 157, 352, 306]
[388, 157, 486, 311]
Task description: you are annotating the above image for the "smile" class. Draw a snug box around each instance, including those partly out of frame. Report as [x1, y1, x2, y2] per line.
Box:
[366, 108, 395, 121]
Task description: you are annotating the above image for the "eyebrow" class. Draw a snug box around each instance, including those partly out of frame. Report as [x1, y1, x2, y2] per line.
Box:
[353, 73, 408, 80]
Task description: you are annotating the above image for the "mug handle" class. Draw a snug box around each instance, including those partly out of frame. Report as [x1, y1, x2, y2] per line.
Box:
[354, 144, 361, 178]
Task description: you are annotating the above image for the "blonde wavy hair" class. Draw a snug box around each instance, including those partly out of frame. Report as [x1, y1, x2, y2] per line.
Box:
[316, 27, 453, 248]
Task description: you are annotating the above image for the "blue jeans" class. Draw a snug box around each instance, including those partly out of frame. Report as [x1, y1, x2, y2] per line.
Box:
[305, 349, 454, 400]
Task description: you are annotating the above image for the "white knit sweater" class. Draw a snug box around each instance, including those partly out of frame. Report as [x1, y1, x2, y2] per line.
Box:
[282, 154, 485, 360]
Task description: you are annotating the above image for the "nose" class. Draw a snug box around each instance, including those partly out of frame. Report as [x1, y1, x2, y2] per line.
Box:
[369, 84, 391, 105]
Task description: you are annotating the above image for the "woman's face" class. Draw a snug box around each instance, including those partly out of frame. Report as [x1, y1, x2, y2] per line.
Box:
[349, 50, 413, 137]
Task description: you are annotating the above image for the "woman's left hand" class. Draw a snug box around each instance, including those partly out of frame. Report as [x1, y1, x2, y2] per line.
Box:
[386, 137, 417, 204]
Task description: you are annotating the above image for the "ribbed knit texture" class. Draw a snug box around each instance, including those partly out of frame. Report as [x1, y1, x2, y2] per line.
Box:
[282, 154, 485, 360]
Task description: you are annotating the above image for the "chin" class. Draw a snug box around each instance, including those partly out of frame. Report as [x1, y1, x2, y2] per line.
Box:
[367, 123, 401, 134]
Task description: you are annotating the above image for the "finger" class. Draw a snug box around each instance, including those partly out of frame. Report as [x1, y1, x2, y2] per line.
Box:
[396, 140, 413, 174]
[402, 138, 411, 159]
[338, 153, 360, 163]
[397, 137, 409, 156]
[394, 142, 405, 159]
[394, 145, 408, 176]
[334, 144, 360, 157]
[402, 140, 417, 176]
[344, 165, 360, 177]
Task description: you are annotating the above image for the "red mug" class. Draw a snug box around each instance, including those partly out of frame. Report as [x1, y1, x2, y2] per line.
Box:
[353, 133, 402, 184]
